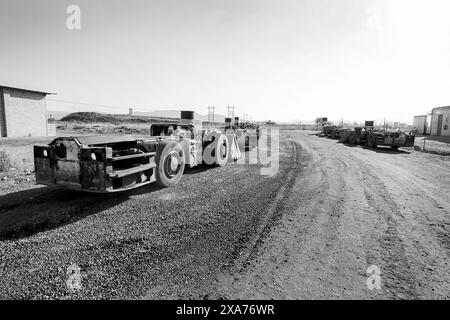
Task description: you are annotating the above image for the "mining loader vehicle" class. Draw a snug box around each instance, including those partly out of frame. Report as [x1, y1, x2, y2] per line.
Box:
[223, 116, 260, 151]
[337, 129, 353, 142]
[316, 118, 347, 139]
[321, 125, 336, 137]
[33, 111, 242, 193]
[330, 127, 351, 140]
[322, 126, 349, 139]
[317, 118, 333, 137]
[344, 121, 415, 150]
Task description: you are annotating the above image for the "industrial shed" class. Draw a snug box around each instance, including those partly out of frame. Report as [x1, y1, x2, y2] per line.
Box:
[430, 106, 450, 137]
[0, 85, 54, 137]
[413, 115, 428, 134]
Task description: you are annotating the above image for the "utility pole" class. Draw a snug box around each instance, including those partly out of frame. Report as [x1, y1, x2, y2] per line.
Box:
[208, 105, 215, 124]
[227, 105, 236, 118]
[227, 105, 233, 118]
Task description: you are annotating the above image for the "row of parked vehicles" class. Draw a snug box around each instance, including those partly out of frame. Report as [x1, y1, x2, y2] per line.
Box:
[320, 121, 416, 150]
[34, 111, 260, 193]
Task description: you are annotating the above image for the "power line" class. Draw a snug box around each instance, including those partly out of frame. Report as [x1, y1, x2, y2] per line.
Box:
[47, 98, 126, 110]
[48, 99, 252, 122]
[47, 98, 152, 112]
[227, 105, 236, 118]
[207, 105, 215, 123]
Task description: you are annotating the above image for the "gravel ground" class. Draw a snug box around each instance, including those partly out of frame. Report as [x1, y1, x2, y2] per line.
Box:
[0, 136, 299, 299]
[1, 131, 449, 299]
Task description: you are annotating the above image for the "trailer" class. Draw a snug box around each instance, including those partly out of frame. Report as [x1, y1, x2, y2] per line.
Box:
[33, 111, 243, 193]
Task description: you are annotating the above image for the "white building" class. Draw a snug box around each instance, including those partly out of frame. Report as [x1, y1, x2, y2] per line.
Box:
[413, 115, 428, 134]
[430, 106, 450, 137]
[0, 85, 55, 137]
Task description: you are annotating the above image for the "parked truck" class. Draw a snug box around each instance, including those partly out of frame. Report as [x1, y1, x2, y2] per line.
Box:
[33, 111, 243, 192]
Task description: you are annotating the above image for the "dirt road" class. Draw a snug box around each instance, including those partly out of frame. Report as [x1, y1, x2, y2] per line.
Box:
[215, 131, 450, 300]
[0, 130, 449, 299]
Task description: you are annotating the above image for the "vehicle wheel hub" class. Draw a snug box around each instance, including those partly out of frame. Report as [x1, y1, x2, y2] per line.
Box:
[170, 155, 179, 171]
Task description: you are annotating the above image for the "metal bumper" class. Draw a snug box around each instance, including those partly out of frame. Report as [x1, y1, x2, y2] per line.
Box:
[34, 141, 157, 193]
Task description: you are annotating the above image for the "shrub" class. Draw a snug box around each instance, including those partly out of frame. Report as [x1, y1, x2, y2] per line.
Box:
[0, 150, 11, 172]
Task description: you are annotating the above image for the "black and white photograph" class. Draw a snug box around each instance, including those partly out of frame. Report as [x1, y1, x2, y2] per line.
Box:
[0, 0, 449, 307]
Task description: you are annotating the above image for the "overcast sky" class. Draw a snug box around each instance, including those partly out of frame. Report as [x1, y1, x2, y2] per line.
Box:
[1, 0, 450, 123]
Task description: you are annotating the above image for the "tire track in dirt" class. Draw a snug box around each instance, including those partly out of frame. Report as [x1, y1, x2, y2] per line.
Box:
[313, 134, 449, 299]
[228, 140, 300, 272]
[352, 157, 450, 298]
[214, 133, 366, 299]
[361, 182, 418, 299]
[215, 131, 449, 299]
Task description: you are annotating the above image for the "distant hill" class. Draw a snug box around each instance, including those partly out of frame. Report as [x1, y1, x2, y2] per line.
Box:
[60, 112, 173, 124]
[52, 110, 225, 123]
[47, 111, 71, 120]
[134, 110, 226, 123]
[61, 112, 117, 123]
[57, 110, 228, 124]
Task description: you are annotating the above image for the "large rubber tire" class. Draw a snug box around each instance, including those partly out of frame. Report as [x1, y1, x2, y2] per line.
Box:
[245, 135, 250, 151]
[213, 134, 229, 167]
[368, 135, 377, 148]
[341, 132, 351, 143]
[348, 133, 356, 145]
[155, 140, 185, 187]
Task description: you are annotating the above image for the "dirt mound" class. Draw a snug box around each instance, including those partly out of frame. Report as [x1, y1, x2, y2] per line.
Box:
[61, 112, 116, 123]
[61, 112, 114, 122]
[60, 112, 162, 124]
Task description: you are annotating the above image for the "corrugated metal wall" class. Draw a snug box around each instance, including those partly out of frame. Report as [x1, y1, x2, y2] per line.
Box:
[426, 113, 432, 135]
[413, 115, 427, 134]
[430, 107, 450, 136]
[0, 88, 6, 137]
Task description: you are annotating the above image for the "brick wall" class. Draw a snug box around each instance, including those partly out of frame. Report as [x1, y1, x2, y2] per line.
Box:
[2, 87, 48, 137]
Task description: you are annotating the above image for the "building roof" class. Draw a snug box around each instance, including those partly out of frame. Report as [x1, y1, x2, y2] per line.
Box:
[432, 106, 450, 112]
[0, 85, 55, 95]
